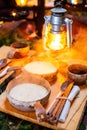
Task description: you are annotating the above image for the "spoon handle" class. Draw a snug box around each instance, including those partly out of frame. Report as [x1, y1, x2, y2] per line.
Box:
[0, 66, 10, 78]
[34, 101, 47, 122]
[0, 66, 21, 78]
[60, 80, 73, 91]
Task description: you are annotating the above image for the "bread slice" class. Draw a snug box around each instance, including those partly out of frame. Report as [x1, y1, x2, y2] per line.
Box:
[24, 61, 58, 84]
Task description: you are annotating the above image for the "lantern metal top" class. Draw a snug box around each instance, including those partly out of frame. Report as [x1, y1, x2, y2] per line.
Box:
[51, 7, 67, 14]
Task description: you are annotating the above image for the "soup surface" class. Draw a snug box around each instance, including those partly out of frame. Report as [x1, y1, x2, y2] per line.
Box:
[9, 83, 48, 102]
[24, 61, 57, 75]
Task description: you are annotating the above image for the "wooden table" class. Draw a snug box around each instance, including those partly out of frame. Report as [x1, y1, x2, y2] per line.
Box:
[0, 20, 87, 130]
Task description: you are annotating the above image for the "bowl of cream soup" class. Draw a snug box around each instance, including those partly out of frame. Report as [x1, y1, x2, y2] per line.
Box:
[6, 71, 51, 112]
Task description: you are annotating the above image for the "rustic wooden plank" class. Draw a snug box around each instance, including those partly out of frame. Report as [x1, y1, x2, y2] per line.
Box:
[66, 99, 87, 130]
[0, 76, 86, 130]
[0, 22, 87, 130]
[0, 45, 86, 130]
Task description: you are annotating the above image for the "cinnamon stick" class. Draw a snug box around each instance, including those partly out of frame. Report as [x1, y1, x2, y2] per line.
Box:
[52, 99, 62, 116]
[47, 82, 74, 124]
[55, 98, 66, 119]
[46, 80, 72, 115]
[47, 98, 60, 115]
[46, 98, 61, 124]
[55, 82, 74, 120]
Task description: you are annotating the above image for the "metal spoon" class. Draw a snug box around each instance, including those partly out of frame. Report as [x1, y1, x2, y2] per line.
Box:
[0, 57, 12, 70]
[0, 66, 21, 78]
[60, 80, 73, 91]
[0, 58, 7, 70]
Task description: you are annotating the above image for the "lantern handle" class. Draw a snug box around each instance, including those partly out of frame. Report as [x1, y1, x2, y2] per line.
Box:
[65, 18, 73, 48]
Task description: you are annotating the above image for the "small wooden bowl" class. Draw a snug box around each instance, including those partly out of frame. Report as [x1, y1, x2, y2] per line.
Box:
[8, 42, 30, 59]
[68, 64, 87, 85]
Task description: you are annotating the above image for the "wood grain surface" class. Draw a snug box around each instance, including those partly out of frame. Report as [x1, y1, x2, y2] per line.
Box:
[0, 21, 87, 129]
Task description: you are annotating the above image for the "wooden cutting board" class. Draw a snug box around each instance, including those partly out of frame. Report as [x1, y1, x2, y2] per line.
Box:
[0, 51, 87, 130]
[0, 78, 86, 130]
[0, 23, 87, 130]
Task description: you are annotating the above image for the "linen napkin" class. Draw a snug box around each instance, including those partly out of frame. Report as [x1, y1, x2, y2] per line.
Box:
[58, 85, 80, 122]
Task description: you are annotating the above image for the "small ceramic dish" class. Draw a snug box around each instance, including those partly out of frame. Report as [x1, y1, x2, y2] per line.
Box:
[67, 64, 87, 85]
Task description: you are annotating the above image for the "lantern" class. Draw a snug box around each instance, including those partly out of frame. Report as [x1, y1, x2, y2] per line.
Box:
[43, 7, 73, 51]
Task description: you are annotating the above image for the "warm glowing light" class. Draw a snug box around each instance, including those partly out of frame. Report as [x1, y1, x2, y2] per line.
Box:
[46, 32, 67, 50]
[15, 0, 27, 6]
[43, 24, 67, 50]
[0, 21, 4, 27]
[11, 11, 17, 17]
[43, 23, 52, 48]
[85, 4, 87, 7]
[0, 21, 4, 25]
[69, 0, 79, 5]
